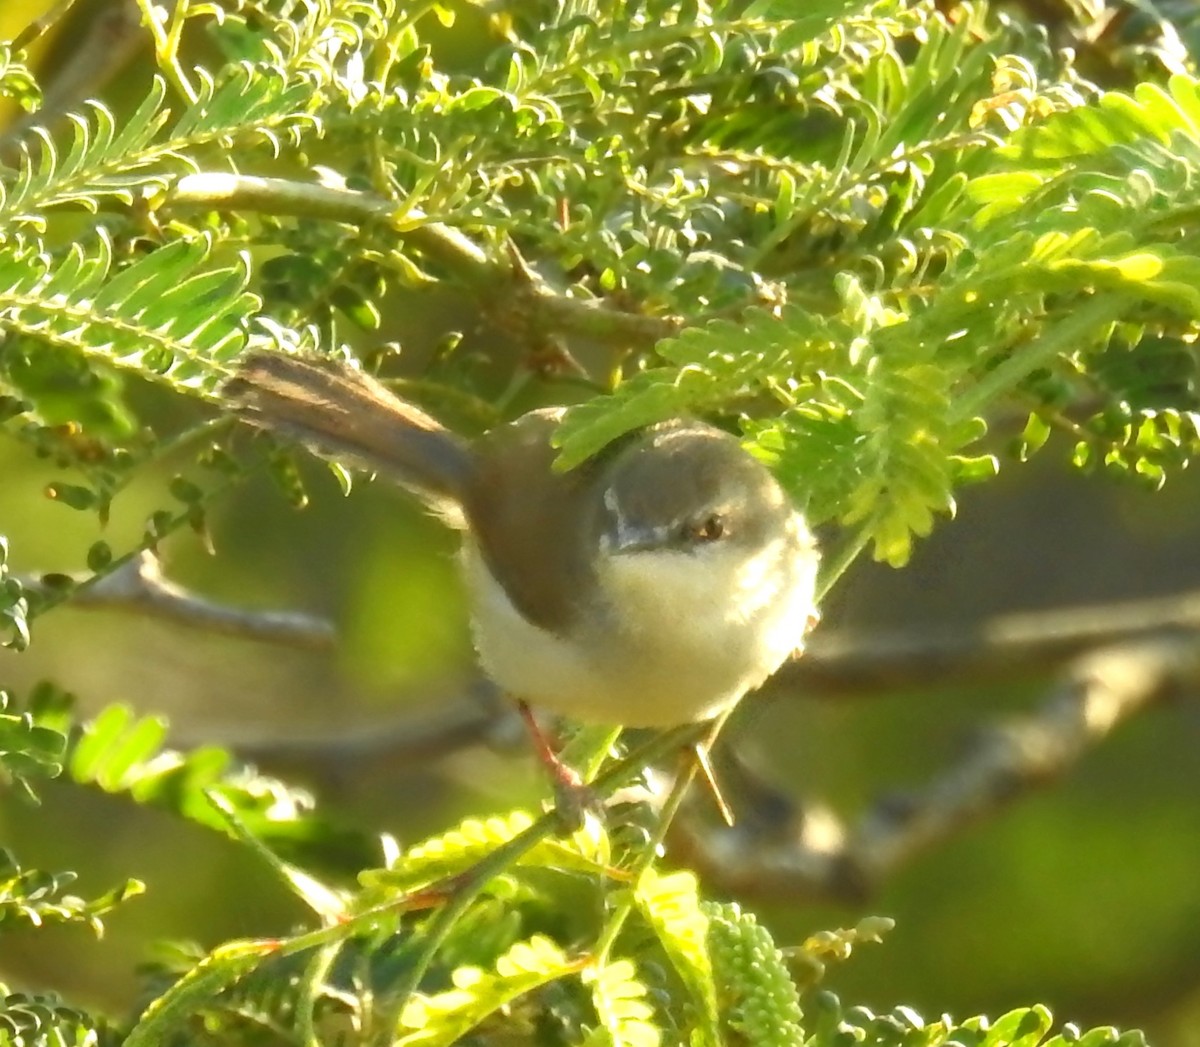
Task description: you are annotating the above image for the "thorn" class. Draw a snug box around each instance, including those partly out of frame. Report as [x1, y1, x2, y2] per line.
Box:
[691, 741, 735, 827]
[504, 238, 539, 288]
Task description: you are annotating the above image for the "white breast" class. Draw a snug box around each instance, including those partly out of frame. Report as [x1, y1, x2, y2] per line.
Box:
[460, 514, 818, 727]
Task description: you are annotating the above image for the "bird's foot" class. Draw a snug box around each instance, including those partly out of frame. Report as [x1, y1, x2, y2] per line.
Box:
[546, 760, 604, 835]
[516, 700, 604, 834]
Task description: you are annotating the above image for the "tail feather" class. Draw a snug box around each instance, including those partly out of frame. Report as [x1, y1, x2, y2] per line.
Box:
[225, 353, 472, 521]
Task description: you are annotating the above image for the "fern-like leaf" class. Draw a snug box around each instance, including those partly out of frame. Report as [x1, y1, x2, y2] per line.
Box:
[0, 988, 106, 1047]
[634, 868, 718, 1047]
[581, 957, 661, 1047]
[0, 687, 64, 800]
[123, 938, 282, 1047]
[167, 63, 320, 156]
[0, 80, 172, 225]
[805, 996, 1148, 1047]
[0, 231, 258, 393]
[63, 702, 370, 868]
[554, 304, 852, 470]
[396, 935, 580, 1047]
[0, 536, 30, 652]
[359, 809, 613, 897]
[0, 848, 142, 936]
[0, 43, 41, 113]
[792, 915, 895, 989]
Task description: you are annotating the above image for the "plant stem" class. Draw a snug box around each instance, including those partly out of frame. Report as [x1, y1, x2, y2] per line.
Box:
[373, 722, 707, 1044]
[816, 525, 872, 602]
[950, 296, 1122, 424]
[593, 756, 699, 965]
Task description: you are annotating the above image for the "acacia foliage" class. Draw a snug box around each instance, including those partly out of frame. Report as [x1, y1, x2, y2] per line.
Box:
[0, 682, 1153, 1047]
[0, 0, 1197, 621]
[0, 0, 1190, 1043]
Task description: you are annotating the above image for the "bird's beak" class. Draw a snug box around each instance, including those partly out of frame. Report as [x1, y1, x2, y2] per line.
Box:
[607, 522, 671, 555]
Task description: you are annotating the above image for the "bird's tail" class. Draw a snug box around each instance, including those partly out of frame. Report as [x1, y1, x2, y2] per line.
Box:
[225, 352, 473, 523]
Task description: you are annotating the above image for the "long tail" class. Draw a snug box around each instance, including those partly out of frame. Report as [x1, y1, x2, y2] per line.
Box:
[225, 352, 473, 520]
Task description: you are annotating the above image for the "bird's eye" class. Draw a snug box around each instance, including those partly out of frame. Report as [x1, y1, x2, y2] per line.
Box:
[691, 515, 726, 542]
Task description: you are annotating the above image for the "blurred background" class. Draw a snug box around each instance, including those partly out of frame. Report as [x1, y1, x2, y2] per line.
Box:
[2, 0, 1200, 1044]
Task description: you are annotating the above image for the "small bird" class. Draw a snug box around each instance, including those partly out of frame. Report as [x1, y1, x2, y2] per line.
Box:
[225, 353, 820, 735]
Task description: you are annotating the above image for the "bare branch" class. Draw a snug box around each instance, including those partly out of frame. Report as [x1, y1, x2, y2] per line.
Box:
[674, 634, 1199, 901]
[226, 682, 514, 772]
[773, 588, 1200, 697]
[205, 631, 1189, 899]
[11, 0, 85, 51]
[22, 551, 336, 650]
[1, 2, 143, 155]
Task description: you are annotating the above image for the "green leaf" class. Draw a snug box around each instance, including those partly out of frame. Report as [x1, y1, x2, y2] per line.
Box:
[983, 1007, 1054, 1047]
[0, 689, 66, 799]
[581, 957, 661, 1047]
[635, 869, 718, 1047]
[61, 701, 371, 868]
[43, 482, 95, 511]
[397, 936, 579, 1047]
[0, 232, 262, 396]
[0, 82, 172, 225]
[0, 537, 30, 651]
[445, 86, 510, 112]
[85, 540, 113, 572]
[360, 809, 612, 898]
[124, 938, 280, 1047]
[0, 848, 142, 935]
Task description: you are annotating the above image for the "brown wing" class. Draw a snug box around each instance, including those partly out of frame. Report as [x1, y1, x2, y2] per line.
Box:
[465, 409, 602, 634]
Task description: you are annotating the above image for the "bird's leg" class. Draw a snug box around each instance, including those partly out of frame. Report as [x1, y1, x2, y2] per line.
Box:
[516, 700, 600, 831]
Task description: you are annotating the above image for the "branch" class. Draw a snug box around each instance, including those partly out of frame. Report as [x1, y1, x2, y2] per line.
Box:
[0, 1, 143, 156]
[22, 551, 335, 650]
[772, 587, 1200, 697]
[32, 542, 1197, 902]
[163, 173, 682, 354]
[226, 681, 511, 771]
[672, 634, 1198, 901]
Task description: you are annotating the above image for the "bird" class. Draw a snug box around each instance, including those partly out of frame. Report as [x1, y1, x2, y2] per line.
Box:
[224, 352, 820, 740]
